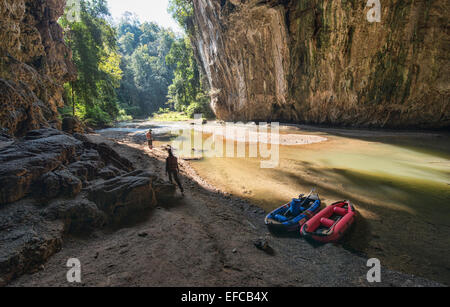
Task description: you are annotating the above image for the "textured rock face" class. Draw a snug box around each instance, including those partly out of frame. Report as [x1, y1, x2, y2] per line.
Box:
[0, 202, 65, 285]
[0, 0, 76, 136]
[192, 0, 449, 128]
[0, 129, 135, 206]
[0, 128, 175, 284]
[0, 129, 82, 204]
[88, 170, 158, 224]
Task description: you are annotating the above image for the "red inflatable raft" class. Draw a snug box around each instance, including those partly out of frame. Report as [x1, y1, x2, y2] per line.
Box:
[300, 200, 355, 243]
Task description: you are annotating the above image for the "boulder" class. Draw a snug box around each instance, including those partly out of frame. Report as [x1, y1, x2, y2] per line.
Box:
[91, 142, 134, 172]
[42, 199, 107, 234]
[0, 202, 64, 284]
[87, 170, 158, 224]
[37, 170, 82, 200]
[98, 165, 124, 180]
[0, 129, 136, 205]
[0, 126, 174, 285]
[68, 160, 106, 183]
[74, 134, 134, 173]
[0, 129, 82, 205]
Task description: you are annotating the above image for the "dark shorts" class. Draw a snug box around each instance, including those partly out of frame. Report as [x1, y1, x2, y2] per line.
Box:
[147, 140, 153, 146]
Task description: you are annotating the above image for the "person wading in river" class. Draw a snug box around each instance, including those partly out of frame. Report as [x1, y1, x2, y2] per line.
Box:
[146, 129, 153, 150]
[166, 147, 184, 196]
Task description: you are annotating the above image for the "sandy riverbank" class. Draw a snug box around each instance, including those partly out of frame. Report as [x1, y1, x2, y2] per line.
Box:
[9, 131, 443, 287]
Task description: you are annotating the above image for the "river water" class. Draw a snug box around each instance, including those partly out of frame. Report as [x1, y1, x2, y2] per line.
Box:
[101, 121, 450, 284]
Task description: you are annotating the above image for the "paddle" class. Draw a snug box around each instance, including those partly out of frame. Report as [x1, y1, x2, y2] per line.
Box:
[301, 187, 317, 207]
[330, 217, 342, 230]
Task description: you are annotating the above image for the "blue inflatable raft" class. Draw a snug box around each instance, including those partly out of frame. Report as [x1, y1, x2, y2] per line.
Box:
[265, 191, 321, 232]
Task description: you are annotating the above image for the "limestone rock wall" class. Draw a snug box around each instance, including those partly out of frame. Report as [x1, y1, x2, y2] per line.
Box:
[192, 0, 449, 129]
[0, 128, 173, 285]
[0, 0, 76, 136]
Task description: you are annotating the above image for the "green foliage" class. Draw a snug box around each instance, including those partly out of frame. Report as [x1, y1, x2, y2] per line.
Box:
[184, 92, 215, 119]
[166, 35, 213, 119]
[58, 0, 213, 126]
[83, 103, 113, 127]
[166, 0, 214, 119]
[116, 109, 133, 122]
[116, 16, 176, 116]
[60, 0, 122, 127]
[150, 108, 191, 122]
[168, 0, 194, 33]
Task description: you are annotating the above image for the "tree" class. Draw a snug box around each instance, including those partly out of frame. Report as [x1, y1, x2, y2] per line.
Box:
[166, 36, 213, 118]
[166, 0, 213, 118]
[59, 0, 211, 123]
[60, 0, 123, 126]
[118, 32, 136, 55]
[168, 0, 194, 33]
[116, 18, 176, 116]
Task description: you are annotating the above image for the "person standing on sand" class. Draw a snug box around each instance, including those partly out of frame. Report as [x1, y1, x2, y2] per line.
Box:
[146, 129, 153, 150]
[166, 147, 184, 196]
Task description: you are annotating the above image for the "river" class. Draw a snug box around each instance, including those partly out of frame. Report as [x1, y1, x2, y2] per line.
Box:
[99, 121, 450, 284]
